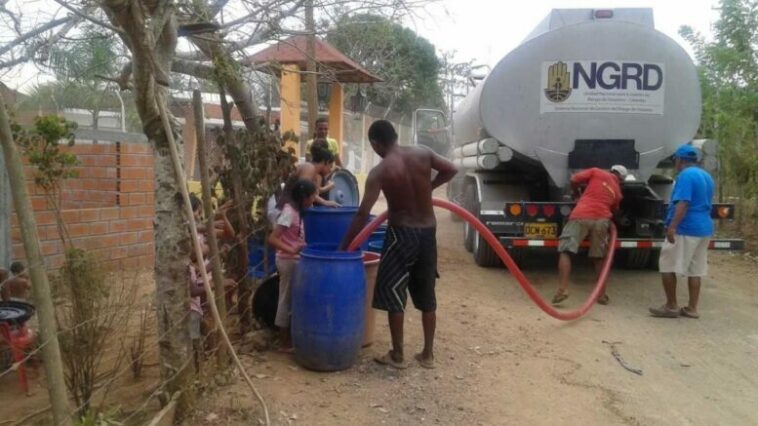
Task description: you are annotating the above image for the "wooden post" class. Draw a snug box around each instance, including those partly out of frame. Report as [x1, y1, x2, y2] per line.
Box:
[305, 0, 318, 140]
[192, 91, 228, 365]
[218, 87, 252, 330]
[182, 104, 197, 179]
[0, 95, 72, 424]
[0, 144, 9, 268]
[328, 83, 344, 159]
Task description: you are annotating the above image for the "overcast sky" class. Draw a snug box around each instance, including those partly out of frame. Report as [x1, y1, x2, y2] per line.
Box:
[3, 0, 719, 91]
[409, 0, 718, 67]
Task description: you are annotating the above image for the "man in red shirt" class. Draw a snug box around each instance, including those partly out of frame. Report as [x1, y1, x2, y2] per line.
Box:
[553, 165, 628, 305]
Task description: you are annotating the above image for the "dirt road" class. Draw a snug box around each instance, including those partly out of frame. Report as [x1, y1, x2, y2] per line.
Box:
[192, 207, 758, 426]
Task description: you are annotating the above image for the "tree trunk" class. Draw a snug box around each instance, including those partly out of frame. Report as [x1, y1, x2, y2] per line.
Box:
[100, 4, 195, 414]
[0, 94, 72, 425]
[151, 128, 196, 409]
[191, 39, 259, 134]
[193, 90, 228, 366]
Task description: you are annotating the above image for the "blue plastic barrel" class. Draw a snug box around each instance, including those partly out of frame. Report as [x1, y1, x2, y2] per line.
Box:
[367, 240, 384, 253]
[368, 230, 386, 244]
[292, 247, 365, 371]
[248, 238, 276, 278]
[304, 207, 359, 247]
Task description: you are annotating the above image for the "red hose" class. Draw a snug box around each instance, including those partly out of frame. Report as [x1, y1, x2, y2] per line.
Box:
[348, 198, 618, 321]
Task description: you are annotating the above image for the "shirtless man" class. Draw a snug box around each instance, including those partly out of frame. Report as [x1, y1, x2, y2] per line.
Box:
[0, 268, 9, 301]
[277, 147, 339, 211]
[340, 120, 458, 369]
[4, 261, 31, 302]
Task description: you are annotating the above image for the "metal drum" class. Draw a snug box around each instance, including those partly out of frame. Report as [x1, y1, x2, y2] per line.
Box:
[0, 301, 36, 326]
[328, 169, 360, 207]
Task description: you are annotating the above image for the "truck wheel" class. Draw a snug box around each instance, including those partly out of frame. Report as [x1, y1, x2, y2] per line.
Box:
[505, 247, 526, 269]
[463, 184, 476, 252]
[469, 193, 501, 267]
[474, 228, 502, 267]
[623, 248, 651, 269]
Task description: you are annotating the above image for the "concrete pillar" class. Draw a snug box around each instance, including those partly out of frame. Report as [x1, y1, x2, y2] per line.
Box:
[328, 82, 344, 159]
[280, 64, 301, 158]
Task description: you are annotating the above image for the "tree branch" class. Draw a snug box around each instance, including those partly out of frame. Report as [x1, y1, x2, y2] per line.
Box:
[0, 16, 81, 70]
[226, 0, 306, 50]
[175, 50, 208, 61]
[210, 0, 232, 16]
[171, 59, 216, 80]
[0, 3, 22, 34]
[51, 0, 124, 34]
[0, 16, 71, 57]
[94, 73, 133, 90]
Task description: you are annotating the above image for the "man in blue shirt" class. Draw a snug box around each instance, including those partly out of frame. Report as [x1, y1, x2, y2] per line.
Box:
[650, 144, 714, 319]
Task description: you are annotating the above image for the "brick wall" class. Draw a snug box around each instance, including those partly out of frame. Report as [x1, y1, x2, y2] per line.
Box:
[10, 142, 156, 271]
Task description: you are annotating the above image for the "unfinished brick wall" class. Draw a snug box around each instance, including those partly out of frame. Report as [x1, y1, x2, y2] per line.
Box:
[10, 142, 156, 271]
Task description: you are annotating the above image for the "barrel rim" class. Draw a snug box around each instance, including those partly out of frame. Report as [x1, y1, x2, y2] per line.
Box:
[301, 247, 364, 260]
[306, 206, 359, 214]
[363, 251, 380, 265]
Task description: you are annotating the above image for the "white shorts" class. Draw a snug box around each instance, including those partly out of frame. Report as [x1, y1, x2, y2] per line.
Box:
[659, 235, 710, 277]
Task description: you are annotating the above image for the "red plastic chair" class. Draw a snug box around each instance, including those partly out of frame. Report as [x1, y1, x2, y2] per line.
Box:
[0, 322, 35, 395]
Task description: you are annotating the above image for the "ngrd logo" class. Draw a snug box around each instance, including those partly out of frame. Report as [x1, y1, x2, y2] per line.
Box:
[573, 61, 662, 91]
[544, 61, 663, 103]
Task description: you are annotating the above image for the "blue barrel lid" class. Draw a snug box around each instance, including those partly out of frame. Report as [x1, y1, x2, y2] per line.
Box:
[329, 169, 360, 207]
[301, 246, 363, 261]
[306, 206, 358, 214]
[367, 241, 383, 252]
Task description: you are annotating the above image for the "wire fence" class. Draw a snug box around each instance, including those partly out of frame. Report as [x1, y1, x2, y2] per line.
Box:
[0, 218, 272, 425]
[342, 105, 414, 176]
[1, 90, 417, 426]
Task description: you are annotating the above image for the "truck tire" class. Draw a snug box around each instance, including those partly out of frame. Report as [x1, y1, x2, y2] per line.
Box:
[469, 188, 501, 267]
[474, 228, 502, 267]
[622, 248, 651, 269]
[505, 247, 527, 269]
[463, 184, 476, 252]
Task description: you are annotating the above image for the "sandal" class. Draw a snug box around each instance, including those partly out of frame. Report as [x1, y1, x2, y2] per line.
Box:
[597, 294, 610, 305]
[277, 346, 295, 354]
[552, 291, 569, 305]
[649, 305, 679, 318]
[680, 307, 700, 319]
[414, 353, 435, 369]
[374, 351, 408, 370]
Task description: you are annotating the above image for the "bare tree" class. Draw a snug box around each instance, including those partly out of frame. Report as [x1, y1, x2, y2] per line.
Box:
[0, 0, 433, 416]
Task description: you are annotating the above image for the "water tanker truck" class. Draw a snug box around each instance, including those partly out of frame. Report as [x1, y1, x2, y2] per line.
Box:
[413, 8, 743, 268]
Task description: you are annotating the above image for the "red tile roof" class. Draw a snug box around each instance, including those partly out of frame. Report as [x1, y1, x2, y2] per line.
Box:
[247, 35, 382, 83]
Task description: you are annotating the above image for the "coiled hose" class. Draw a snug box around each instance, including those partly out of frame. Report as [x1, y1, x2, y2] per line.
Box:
[348, 198, 618, 321]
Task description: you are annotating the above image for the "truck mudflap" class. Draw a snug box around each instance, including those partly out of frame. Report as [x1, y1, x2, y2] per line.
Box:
[499, 237, 745, 251]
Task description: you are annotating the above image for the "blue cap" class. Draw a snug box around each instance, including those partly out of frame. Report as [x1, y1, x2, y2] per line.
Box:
[673, 144, 699, 162]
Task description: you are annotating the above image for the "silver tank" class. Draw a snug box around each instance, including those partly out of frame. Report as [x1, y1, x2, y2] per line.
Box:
[453, 8, 701, 188]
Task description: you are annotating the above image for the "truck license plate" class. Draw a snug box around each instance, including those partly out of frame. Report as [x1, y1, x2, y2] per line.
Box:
[524, 223, 558, 239]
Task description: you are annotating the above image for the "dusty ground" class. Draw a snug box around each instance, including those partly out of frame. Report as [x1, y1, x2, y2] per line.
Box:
[3, 202, 756, 425]
[189, 201, 758, 426]
[0, 271, 163, 425]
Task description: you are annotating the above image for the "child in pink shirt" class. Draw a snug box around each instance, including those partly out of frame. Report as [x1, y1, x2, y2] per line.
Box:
[268, 179, 317, 351]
